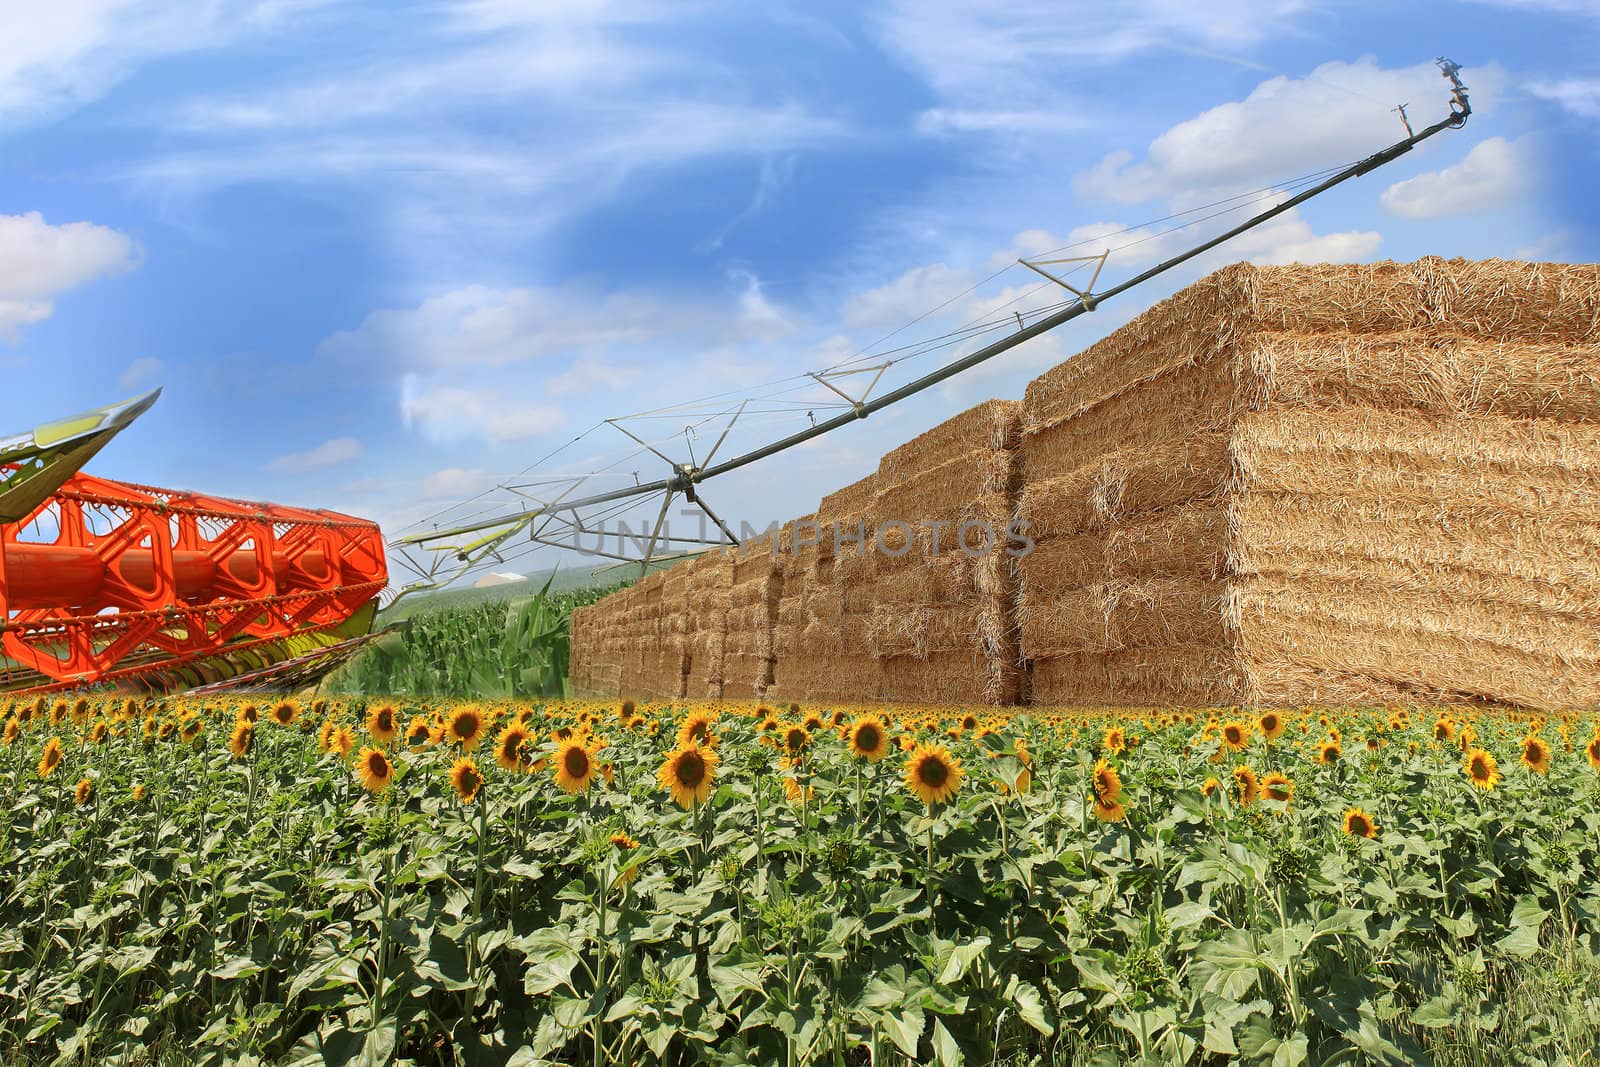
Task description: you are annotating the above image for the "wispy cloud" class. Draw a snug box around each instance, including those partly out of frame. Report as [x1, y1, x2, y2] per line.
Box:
[1074, 57, 1506, 207]
[1381, 135, 1539, 219]
[265, 435, 363, 471]
[0, 211, 140, 341]
[1527, 76, 1600, 118]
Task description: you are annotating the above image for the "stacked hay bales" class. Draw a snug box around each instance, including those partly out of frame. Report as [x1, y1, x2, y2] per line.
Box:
[1018, 256, 1600, 710]
[617, 570, 667, 698]
[868, 400, 1026, 705]
[683, 550, 732, 699]
[722, 539, 782, 700]
[769, 478, 883, 703]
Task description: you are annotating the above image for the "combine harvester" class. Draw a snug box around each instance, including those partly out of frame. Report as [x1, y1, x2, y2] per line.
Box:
[0, 392, 387, 696]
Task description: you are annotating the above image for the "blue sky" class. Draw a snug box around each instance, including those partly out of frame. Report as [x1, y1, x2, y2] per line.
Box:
[3, 0, 1597, 588]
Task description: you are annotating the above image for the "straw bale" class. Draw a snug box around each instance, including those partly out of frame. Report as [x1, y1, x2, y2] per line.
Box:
[874, 554, 972, 605]
[878, 652, 992, 705]
[878, 399, 1022, 485]
[868, 603, 980, 659]
[1105, 505, 1233, 581]
[1233, 491, 1600, 611]
[873, 450, 1013, 526]
[1242, 330, 1600, 423]
[1023, 357, 1237, 480]
[817, 474, 878, 523]
[1032, 645, 1251, 708]
[1016, 534, 1107, 599]
[1018, 431, 1234, 538]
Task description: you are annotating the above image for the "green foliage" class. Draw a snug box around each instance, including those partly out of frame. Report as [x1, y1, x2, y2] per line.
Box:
[328, 577, 623, 699]
[1, 701, 1599, 1065]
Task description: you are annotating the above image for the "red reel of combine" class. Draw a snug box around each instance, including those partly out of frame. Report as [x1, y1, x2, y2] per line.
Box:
[1, 392, 387, 694]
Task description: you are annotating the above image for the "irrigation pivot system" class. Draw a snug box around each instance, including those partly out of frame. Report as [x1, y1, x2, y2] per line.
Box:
[392, 59, 1473, 598]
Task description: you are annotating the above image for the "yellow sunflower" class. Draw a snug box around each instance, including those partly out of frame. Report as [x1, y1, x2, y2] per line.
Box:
[405, 716, 434, 749]
[783, 776, 815, 805]
[1433, 719, 1454, 743]
[1200, 776, 1221, 798]
[658, 742, 719, 809]
[1259, 772, 1293, 807]
[552, 739, 597, 794]
[1103, 727, 1127, 754]
[1342, 808, 1378, 839]
[269, 699, 299, 726]
[37, 736, 63, 779]
[368, 703, 398, 745]
[676, 712, 717, 749]
[1233, 765, 1258, 806]
[1258, 712, 1284, 742]
[495, 723, 533, 773]
[782, 724, 811, 760]
[1585, 735, 1600, 772]
[848, 715, 892, 762]
[903, 742, 963, 807]
[449, 757, 483, 803]
[228, 721, 254, 760]
[1521, 735, 1551, 775]
[611, 832, 641, 884]
[1091, 759, 1122, 806]
[445, 705, 486, 751]
[1220, 720, 1249, 751]
[329, 726, 355, 758]
[1315, 740, 1341, 765]
[74, 777, 94, 805]
[355, 747, 394, 793]
[132, 783, 148, 802]
[1464, 747, 1501, 791]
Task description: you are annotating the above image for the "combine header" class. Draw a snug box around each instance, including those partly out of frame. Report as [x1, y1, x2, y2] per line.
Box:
[1, 392, 387, 695]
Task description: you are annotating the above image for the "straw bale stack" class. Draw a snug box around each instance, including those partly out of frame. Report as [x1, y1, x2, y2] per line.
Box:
[720, 538, 782, 700]
[868, 400, 1024, 705]
[1020, 256, 1600, 710]
[767, 479, 886, 703]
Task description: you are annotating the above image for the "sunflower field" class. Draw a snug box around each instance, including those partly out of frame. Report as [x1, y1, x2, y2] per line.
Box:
[3, 695, 1600, 1066]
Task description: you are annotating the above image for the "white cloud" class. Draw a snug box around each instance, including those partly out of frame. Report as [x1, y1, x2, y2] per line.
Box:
[1514, 228, 1583, 261]
[0, 211, 140, 341]
[1074, 57, 1504, 206]
[840, 262, 979, 334]
[0, 1, 318, 129]
[874, 1, 1309, 136]
[401, 379, 567, 444]
[1380, 136, 1537, 218]
[119, 356, 163, 390]
[321, 284, 667, 370]
[265, 436, 363, 472]
[420, 466, 497, 500]
[1527, 76, 1600, 119]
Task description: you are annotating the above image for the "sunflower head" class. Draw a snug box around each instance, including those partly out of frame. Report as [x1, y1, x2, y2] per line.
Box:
[1521, 736, 1551, 774]
[1259, 772, 1293, 806]
[270, 700, 299, 726]
[1464, 747, 1501, 791]
[406, 717, 433, 749]
[1342, 808, 1378, 839]
[355, 747, 394, 792]
[1315, 740, 1341, 765]
[1221, 721, 1249, 750]
[782, 724, 811, 758]
[848, 715, 891, 762]
[1585, 735, 1600, 771]
[676, 713, 717, 749]
[495, 724, 533, 772]
[553, 739, 597, 794]
[1200, 776, 1221, 798]
[446, 705, 485, 750]
[132, 783, 148, 802]
[1434, 719, 1454, 742]
[903, 742, 962, 807]
[37, 736, 63, 779]
[1258, 712, 1283, 741]
[1091, 759, 1122, 806]
[658, 742, 719, 809]
[449, 757, 484, 803]
[228, 721, 254, 760]
[74, 777, 94, 805]
[368, 703, 398, 742]
[1232, 765, 1258, 805]
[1103, 727, 1127, 754]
